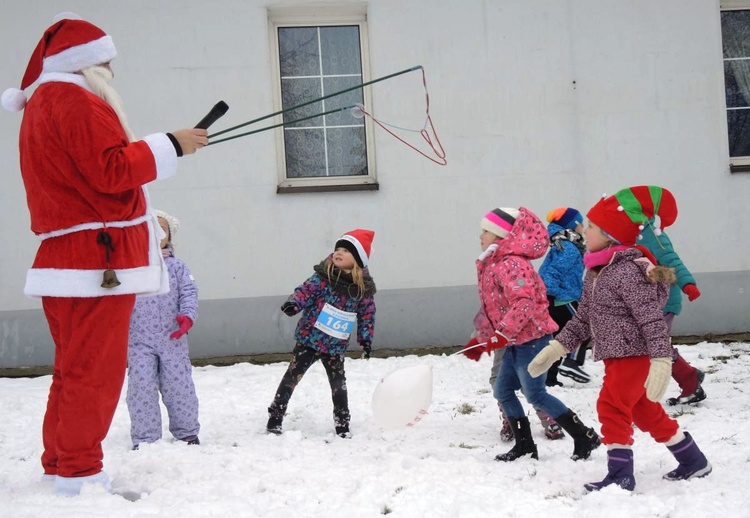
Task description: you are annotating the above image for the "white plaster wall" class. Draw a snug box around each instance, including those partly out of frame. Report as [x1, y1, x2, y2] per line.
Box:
[0, 0, 747, 318]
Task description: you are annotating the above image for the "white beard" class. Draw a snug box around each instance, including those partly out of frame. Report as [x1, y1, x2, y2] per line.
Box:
[81, 65, 136, 142]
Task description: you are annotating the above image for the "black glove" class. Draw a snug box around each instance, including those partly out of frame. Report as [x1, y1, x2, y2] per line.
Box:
[280, 302, 298, 316]
[361, 343, 372, 360]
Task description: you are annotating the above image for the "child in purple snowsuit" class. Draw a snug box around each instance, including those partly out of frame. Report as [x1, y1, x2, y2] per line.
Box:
[127, 209, 200, 449]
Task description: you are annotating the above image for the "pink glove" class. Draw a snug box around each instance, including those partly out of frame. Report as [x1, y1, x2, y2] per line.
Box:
[462, 337, 487, 361]
[170, 315, 193, 340]
[487, 330, 509, 352]
[682, 284, 701, 302]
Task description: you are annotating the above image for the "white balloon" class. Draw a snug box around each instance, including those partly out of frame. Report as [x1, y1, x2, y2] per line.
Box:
[372, 364, 433, 429]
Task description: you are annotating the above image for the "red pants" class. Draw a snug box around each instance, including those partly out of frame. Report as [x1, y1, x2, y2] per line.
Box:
[598, 355, 678, 446]
[41, 295, 135, 477]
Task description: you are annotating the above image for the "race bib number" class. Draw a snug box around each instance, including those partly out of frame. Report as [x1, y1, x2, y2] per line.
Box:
[314, 303, 356, 340]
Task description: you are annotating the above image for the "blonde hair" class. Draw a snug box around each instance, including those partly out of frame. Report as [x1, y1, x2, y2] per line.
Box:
[326, 258, 366, 299]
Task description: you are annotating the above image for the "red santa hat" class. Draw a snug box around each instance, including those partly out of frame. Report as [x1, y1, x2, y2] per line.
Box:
[586, 185, 678, 245]
[2, 13, 117, 112]
[335, 229, 374, 268]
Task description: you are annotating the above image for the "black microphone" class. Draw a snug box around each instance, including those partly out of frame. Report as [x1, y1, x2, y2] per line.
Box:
[194, 101, 229, 129]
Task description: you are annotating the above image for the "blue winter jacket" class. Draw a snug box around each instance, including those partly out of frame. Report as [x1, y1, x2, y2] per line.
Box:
[539, 222, 584, 303]
[637, 218, 695, 315]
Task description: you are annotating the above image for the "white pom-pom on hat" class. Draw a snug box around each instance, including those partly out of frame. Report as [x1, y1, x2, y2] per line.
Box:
[2, 88, 27, 112]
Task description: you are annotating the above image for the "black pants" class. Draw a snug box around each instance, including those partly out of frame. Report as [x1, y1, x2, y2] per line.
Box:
[269, 344, 350, 427]
[547, 298, 589, 381]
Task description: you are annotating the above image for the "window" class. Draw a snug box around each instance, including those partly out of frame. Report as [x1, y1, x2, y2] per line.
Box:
[269, 7, 377, 192]
[721, 3, 750, 171]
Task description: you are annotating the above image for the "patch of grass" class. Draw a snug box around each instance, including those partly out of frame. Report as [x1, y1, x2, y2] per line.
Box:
[456, 402, 476, 415]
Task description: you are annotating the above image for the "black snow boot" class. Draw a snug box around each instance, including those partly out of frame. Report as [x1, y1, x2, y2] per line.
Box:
[494, 416, 539, 462]
[555, 410, 601, 460]
[266, 406, 284, 435]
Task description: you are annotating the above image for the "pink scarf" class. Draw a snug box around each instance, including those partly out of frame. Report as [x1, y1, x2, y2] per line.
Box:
[583, 245, 630, 269]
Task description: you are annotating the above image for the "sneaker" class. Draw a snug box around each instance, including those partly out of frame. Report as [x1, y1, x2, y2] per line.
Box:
[335, 425, 352, 439]
[183, 435, 200, 445]
[667, 385, 707, 406]
[667, 370, 707, 406]
[544, 419, 565, 441]
[558, 358, 591, 383]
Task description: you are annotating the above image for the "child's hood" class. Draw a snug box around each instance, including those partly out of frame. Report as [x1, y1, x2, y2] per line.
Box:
[492, 207, 549, 260]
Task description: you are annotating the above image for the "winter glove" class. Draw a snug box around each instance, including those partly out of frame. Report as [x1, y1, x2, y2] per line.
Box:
[527, 340, 567, 378]
[281, 301, 298, 316]
[170, 315, 193, 340]
[644, 357, 672, 402]
[462, 337, 487, 361]
[487, 330, 509, 351]
[682, 284, 701, 302]
[361, 343, 372, 360]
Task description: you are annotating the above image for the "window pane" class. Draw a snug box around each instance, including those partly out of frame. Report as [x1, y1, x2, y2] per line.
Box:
[284, 129, 326, 177]
[323, 76, 365, 126]
[320, 26, 362, 75]
[326, 127, 368, 176]
[722, 11, 750, 59]
[727, 109, 750, 157]
[725, 61, 750, 108]
[278, 27, 320, 76]
[281, 78, 323, 127]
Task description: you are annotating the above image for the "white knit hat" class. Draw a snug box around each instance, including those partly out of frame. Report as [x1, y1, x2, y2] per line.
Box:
[154, 209, 180, 243]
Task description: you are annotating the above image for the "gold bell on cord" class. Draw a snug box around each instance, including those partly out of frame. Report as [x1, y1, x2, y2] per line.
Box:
[101, 269, 121, 288]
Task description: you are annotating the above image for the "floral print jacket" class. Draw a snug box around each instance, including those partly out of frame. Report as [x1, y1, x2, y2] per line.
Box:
[285, 259, 376, 356]
[555, 247, 675, 361]
[476, 207, 558, 345]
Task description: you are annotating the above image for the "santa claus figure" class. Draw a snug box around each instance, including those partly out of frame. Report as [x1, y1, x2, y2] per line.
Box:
[2, 14, 208, 496]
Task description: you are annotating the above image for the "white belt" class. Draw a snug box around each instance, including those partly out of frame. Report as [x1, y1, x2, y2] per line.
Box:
[35, 213, 153, 241]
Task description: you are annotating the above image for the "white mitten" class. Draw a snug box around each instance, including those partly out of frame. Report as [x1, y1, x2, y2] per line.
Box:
[644, 358, 672, 402]
[527, 340, 567, 378]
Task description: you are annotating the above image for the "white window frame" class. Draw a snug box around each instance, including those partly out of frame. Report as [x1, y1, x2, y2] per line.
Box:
[721, 1, 750, 171]
[268, 6, 378, 192]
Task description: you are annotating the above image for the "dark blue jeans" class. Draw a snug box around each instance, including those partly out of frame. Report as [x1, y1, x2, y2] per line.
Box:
[494, 334, 569, 420]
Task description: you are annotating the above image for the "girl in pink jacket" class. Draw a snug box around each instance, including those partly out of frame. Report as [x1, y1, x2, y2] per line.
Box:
[463, 207, 600, 463]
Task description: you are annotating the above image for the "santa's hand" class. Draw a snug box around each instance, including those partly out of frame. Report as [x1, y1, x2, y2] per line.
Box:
[527, 340, 567, 378]
[170, 315, 193, 340]
[170, 128, 208, 155]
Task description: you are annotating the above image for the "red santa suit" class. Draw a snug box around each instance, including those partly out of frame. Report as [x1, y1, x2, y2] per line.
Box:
[3, 17, 178, 485]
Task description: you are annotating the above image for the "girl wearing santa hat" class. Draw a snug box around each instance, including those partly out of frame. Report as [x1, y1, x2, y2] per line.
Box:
[528, 186, 712, 492]
[267, 229, 376, 438]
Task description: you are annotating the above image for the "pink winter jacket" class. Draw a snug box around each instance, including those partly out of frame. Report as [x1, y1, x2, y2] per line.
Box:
[476, 207, 558, 344]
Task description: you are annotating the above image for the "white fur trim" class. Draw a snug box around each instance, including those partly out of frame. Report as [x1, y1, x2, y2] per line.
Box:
[478, 243, 499, 262]
[2, 88, 26, 112]
[339, 235, 368, 267]
[42, 35, 117, 74]
[25, 265, 163, 298]
[142, 133, 177, 180]
[37, 72, 92, 92]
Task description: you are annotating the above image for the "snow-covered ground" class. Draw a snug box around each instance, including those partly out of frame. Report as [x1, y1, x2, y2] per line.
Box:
[1, 341, 748, 517]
